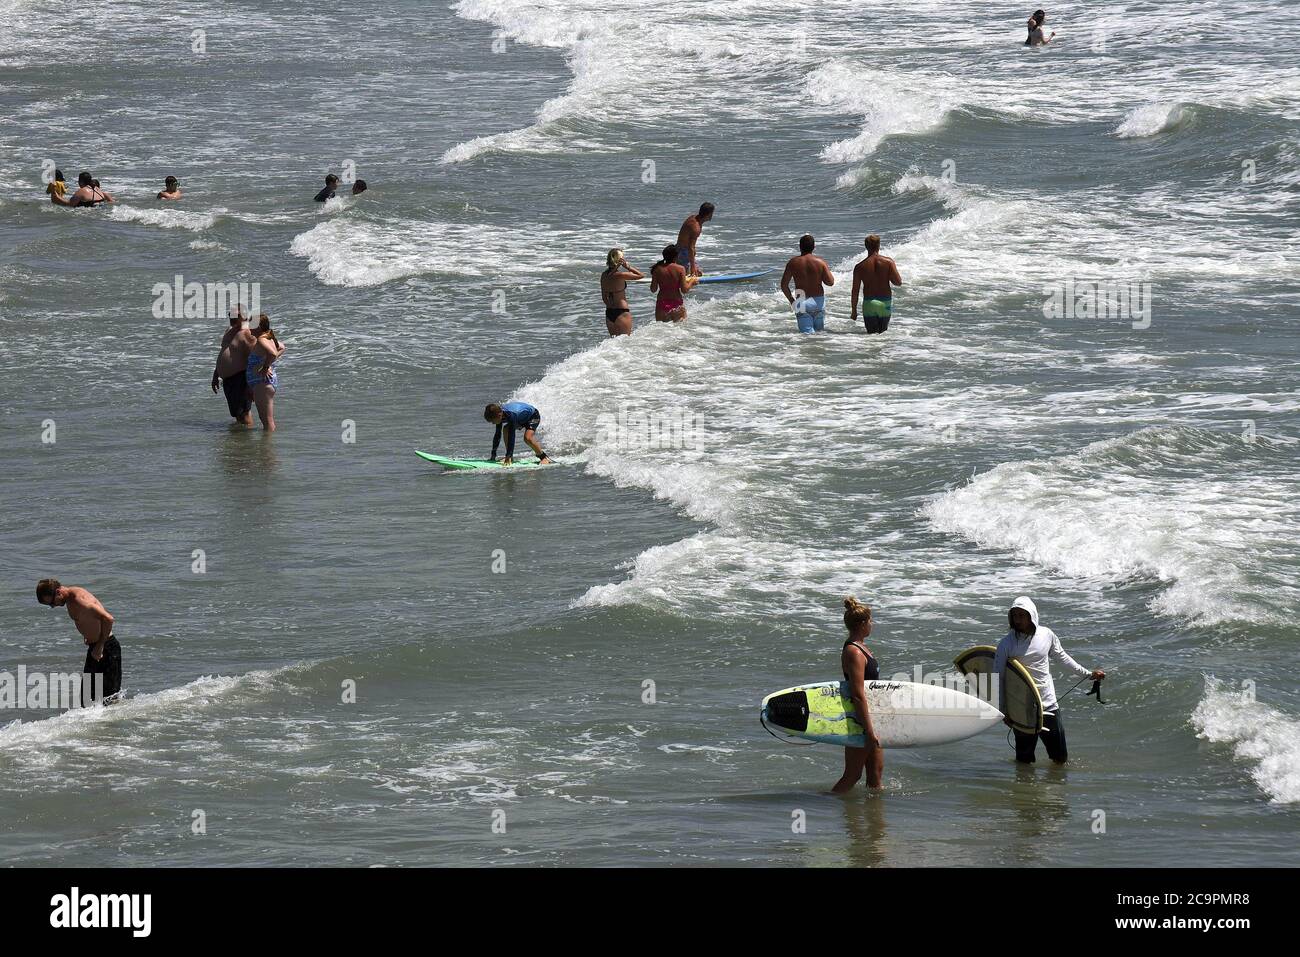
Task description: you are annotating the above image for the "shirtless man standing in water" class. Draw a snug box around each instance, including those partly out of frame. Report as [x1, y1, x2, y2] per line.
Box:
[36, 579, 121, 706]
[212, 307, 256, 425]
[851, 234, 903, 334]
[675, 202, 714, 277]
[781, 234, 835, 333]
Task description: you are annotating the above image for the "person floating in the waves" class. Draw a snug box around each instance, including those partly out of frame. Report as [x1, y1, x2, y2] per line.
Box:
[485, 401, 551, 466]
[994, 596, 1104, 764]
[36, 579, 121, 706]
[351, 179, 367, 196]
[781, 234, 835, 334]
[600, 248, 645, 337]
[246, 314, 285, 432]
[851, 234, 903, 334]
[650, 243, 698, 323]
[1025, 9, 1055, 46]
[157, 175, 182, 200]
[313, 173, 341, 202]
[45, 168, 67, 202]
[50, 171, 114, 208]
[212, 307, 256, 426]
[832, 596, 884, 793]
[675, 202, 714, 277]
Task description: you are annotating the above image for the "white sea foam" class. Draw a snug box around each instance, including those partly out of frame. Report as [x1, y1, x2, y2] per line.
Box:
[924, 429, 1299, 625]
[108, 204, 222, 231]
[0, 669, 289, 751]
[288, 217, 606, 288]
[1193, 678, 1300, 804]
[807, 61, 954, 181]
[1115, 102, 1189, 139]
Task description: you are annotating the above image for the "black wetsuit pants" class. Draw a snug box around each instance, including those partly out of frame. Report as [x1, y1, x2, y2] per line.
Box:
[1014, 709, 1067, 763]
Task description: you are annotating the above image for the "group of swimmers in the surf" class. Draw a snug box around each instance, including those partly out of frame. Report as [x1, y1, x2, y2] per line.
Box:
[45, 169, 183, 207]
[600, 203, 904, 338]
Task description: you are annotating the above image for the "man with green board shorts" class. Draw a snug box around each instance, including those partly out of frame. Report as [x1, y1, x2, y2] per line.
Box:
[851, 234, 902, 334]
[994, 596, 1104, 764]
[485, 401, 551, 466]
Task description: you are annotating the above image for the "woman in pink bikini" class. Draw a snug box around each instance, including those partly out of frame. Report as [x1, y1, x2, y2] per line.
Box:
[650, 243, 698, 323]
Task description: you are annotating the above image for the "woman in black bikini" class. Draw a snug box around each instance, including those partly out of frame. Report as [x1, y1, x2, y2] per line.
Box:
[832, 596, 885, 793]
[52, 171, 114, 208]
[600, 249, 644, 337]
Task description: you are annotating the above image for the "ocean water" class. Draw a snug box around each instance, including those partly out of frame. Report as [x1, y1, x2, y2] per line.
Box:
[1, 0, 1298, 866]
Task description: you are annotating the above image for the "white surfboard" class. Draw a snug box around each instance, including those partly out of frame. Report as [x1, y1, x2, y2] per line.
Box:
[761, 679, 1003, 748]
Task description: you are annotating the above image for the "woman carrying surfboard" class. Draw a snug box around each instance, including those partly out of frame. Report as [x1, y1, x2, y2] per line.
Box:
[831, 596, 884, 793]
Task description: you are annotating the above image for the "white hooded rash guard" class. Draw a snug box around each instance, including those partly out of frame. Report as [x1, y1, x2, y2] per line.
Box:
[993, 596, 1090, 714]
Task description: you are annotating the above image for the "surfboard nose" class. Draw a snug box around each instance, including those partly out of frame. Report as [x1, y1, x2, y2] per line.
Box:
[763, 690, 810, 732]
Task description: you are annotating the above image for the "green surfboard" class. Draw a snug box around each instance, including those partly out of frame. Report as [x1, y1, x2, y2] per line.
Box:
[414, 450, 550, 470]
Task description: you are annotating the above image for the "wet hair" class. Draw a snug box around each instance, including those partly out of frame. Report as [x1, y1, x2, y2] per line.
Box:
[799, 234, 815, 254]
[91, 179, 100, 188]
[484, 402, 503, 421]
[605, 248, 623, 272]
[77, 171, 92, 187]
[659, 243, 679, 267]
[253, 313, 279, 346]
[325, 174, 339, 185]
[54, 168, 65, 182]
[36, 578, 61, 605]
[865, 234, 881, 254]
[164, 175, 179, 189]
[843, 596, 872, 630]
[1027, 11, 1045, 43]
[699, 202, 715, 217]
[351, 179, 367, 194]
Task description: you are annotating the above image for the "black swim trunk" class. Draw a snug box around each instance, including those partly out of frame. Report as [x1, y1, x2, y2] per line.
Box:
[82, 636, 122, 706]
[222, 375, 252, 420]
[521, 412, 541, 432]
[1014, 709, 1067, 763]
[605, 306, 630, 323]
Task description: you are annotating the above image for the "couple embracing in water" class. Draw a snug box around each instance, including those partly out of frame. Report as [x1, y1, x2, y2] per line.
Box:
[212, 309, 286, 431]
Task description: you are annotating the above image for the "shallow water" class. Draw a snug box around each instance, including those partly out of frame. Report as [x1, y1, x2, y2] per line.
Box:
[1, 0, 1297, 865]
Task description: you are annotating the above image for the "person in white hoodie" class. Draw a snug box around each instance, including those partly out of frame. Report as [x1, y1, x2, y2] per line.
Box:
[993, 596, 1104, 764]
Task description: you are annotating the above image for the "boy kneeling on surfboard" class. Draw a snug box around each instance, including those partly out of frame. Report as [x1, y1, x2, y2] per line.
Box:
[485, 401, 551, 466]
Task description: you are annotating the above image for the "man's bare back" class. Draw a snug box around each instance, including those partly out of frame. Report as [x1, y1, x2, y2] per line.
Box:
[853, 254, 902, 300]
[782, 253, 835, 302]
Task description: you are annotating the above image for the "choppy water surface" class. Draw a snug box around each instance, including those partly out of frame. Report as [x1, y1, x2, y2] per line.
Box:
[1, 0, 1297, 865]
